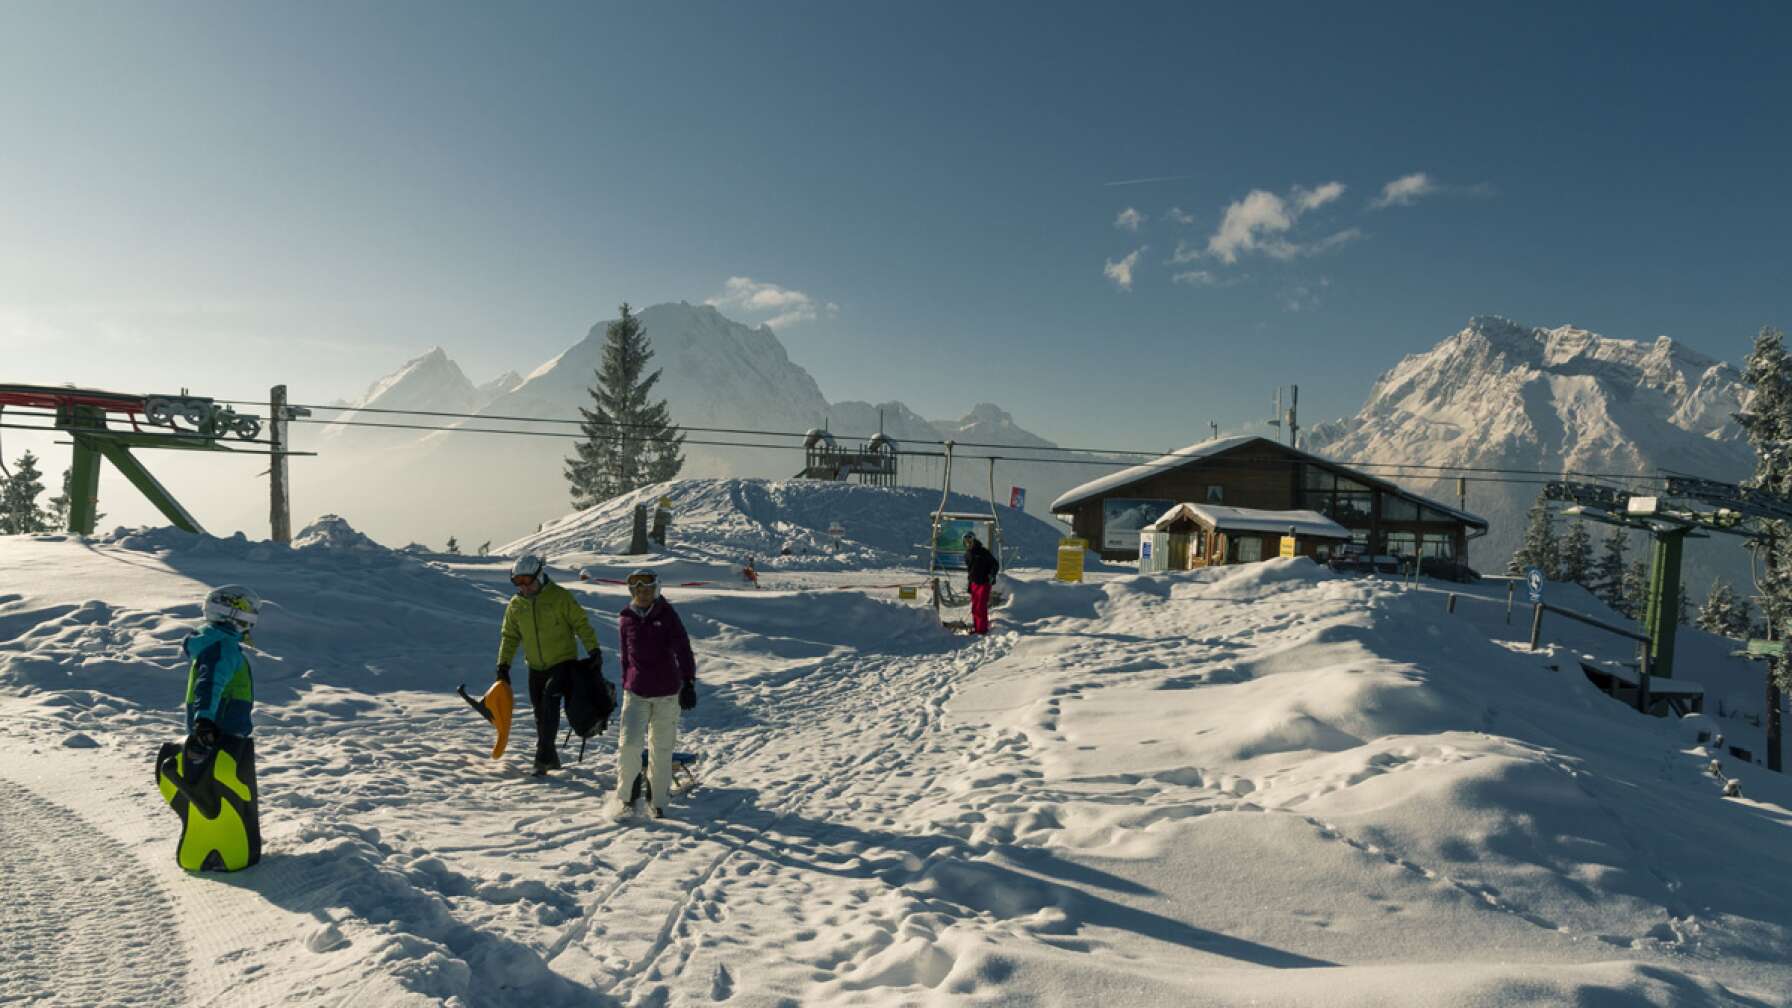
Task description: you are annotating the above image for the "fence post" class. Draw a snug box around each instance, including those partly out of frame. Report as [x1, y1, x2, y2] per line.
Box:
[1446, 593, 1457, 614]
[1506, 580, 1514, 625]
[1638, 644, 1652, 714]
[1529, 603, 1544, 650]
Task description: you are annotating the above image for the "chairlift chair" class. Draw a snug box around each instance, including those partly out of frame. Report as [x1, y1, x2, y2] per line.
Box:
[924, 442, 1010, 623]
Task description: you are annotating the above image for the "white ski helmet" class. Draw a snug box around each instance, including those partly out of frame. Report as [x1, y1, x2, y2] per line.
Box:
[203, 585, 261, 633]
[511, 553, 547, 585]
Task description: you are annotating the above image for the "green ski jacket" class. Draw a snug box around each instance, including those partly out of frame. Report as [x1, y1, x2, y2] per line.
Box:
[498, 580, 600, 672]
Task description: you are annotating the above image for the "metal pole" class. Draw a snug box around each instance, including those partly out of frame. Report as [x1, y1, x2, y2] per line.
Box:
[1642, 528, 1686, 679]
[1529, 603, 1544, 650]
[66, 407, 103, 535]
[1506, 580, 1514, 624]
[1446, 593, 1457, 614]
[1769, 620, 1783, 773]
[270, 384, 291, 543]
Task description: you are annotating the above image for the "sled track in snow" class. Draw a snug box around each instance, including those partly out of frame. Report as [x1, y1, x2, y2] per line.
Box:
[0, 781, 187, 1007]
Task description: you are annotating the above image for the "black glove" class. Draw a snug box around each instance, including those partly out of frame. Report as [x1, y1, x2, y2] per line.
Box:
[579, 653, 601, 676]
[495, 664, 511, 685]
[184, 718, 220, 770]
[678, 680, 697, 711]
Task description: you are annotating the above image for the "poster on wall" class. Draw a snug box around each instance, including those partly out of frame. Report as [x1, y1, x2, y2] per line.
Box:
[934, 518, 983, 569]
[1101, 498, 1175, 550]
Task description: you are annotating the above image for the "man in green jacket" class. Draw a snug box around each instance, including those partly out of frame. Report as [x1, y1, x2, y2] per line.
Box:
[497, 554, 601, 775]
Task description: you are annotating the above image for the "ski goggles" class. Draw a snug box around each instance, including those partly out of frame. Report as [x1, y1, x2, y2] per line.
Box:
[626, 572, 659, 589]
[511, 574, 538, 588]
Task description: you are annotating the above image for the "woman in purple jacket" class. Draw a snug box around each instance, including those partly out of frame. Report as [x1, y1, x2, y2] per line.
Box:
[611, 569, 698, 819]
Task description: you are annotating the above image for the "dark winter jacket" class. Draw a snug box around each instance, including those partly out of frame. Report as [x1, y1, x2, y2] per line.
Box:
[965, 542, 1001, 586]
[618, 598, 696, 698]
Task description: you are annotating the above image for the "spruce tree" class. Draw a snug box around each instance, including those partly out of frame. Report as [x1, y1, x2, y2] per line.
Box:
[565, 304, 686, 509]
[1557, 520, 1592, 587]
[445, 536, 461, 555]
[1698, 580, 1750, 639]
[478, 541, 491, 557]
[1619, 558, 1650, 621]
[0, 452, 50, 534]
[1511, 492, 1559, 579]
[1592, 526, 1628, 608]
[1737, 325, 1792, 689]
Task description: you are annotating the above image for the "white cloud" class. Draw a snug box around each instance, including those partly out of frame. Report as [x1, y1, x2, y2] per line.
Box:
[1166, 206, 1195, 225]
[1167, 239, 1204, 265]
[1206, 182, 1353, 264]
[1104, 247, 1145, 291]
[1281, 276, 1332, 312]
[1114, 207, 1145, 232]
[1371, 172, 1438, 209]
[707, 276, 837, 328]
[1207, 189, 1294, 264]
[1171, 270, 1222, 287]
[1293, 181, 1346, 212]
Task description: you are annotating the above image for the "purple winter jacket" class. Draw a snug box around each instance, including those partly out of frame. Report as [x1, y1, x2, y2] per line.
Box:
[618, 598, 696, 698]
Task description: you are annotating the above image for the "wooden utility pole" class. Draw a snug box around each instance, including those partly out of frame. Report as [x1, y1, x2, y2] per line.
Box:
[268, 385, 309, 543]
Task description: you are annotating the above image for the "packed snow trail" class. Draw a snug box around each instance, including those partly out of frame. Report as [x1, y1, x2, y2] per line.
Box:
[0, 781, 187, 1007]
[3, 527, 1791, 1006]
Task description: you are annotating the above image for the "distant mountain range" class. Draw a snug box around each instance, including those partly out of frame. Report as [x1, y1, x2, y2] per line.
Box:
[312, 307, 1765, 597]
[312, 302, 1105, 546]
[1304, 314, 1756, 592]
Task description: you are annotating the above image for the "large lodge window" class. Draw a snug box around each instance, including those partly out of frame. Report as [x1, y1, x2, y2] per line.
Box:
[1303, 467, 1373, 524]
[1381, 496, 1420, 521]
[1420, 533, 1455, 559]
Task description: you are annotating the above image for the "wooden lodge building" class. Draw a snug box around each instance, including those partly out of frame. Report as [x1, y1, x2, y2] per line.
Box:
[1050, 435, 1488, 568]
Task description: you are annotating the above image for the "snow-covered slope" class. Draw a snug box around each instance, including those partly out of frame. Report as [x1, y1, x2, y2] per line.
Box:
[1305, 315, 1756, 584]
[2, 527, 1787, 1005]
[502, 477, 1065, 570]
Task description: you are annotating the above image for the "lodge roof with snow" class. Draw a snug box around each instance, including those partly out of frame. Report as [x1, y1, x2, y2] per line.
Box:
[1145, 503, 1351, 539]
[1051, 435, 1489, 565]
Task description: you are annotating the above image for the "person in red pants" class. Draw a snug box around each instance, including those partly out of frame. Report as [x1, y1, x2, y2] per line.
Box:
[963, 532, 1000, 635]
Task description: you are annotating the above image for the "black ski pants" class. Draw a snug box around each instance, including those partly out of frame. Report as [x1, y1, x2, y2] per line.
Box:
[528, 663, 574, 768]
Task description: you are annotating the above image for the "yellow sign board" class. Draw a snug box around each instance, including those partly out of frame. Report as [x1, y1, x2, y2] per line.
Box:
[1056, 537, 1087, 582]
[898, 585, 918, 600]
[1279, 535, 1297, 558]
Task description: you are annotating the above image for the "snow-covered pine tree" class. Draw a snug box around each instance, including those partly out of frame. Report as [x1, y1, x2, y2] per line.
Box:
[1697, 580, 1749, 639]
[445, 536, 461, 555]
[0, 452, 50, 534]
[1737, 325, 1792, 689]
[565, 304, 686, 509]
[1557, 519, 1592, 587]
[1619, 558, 1651, 621]
[478, 541, 491, 557]
[1510, 492, 1560, 579]
[1592, 526, 1628, 608]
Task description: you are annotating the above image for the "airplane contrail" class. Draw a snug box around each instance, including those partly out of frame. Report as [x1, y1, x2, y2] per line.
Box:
[1103, 173, 1197, 187]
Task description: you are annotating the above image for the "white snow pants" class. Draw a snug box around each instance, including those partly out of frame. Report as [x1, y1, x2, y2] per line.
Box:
[614, 690, 681, 808]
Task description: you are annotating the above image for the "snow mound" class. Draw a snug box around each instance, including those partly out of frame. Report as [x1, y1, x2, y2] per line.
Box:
[291, 514, 388, 552]
[501, 477, 1066, 569]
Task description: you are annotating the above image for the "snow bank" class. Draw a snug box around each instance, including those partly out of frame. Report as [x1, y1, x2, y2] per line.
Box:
[502, 477, 1066, 570]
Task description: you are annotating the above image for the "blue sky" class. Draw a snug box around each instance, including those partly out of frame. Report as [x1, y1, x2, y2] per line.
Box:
[3, 2, 1789, 450]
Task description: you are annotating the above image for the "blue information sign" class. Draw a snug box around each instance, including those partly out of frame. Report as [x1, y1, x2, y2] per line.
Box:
[1525, 566, 1545, 604]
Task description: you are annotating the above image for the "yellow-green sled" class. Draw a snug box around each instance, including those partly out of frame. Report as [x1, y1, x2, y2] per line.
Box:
[155, 736, 262, 872]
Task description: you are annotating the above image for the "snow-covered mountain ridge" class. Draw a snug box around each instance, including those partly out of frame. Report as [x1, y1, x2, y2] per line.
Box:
[1305, 315, 1756, 582]
[315, 303, 1098, 546]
